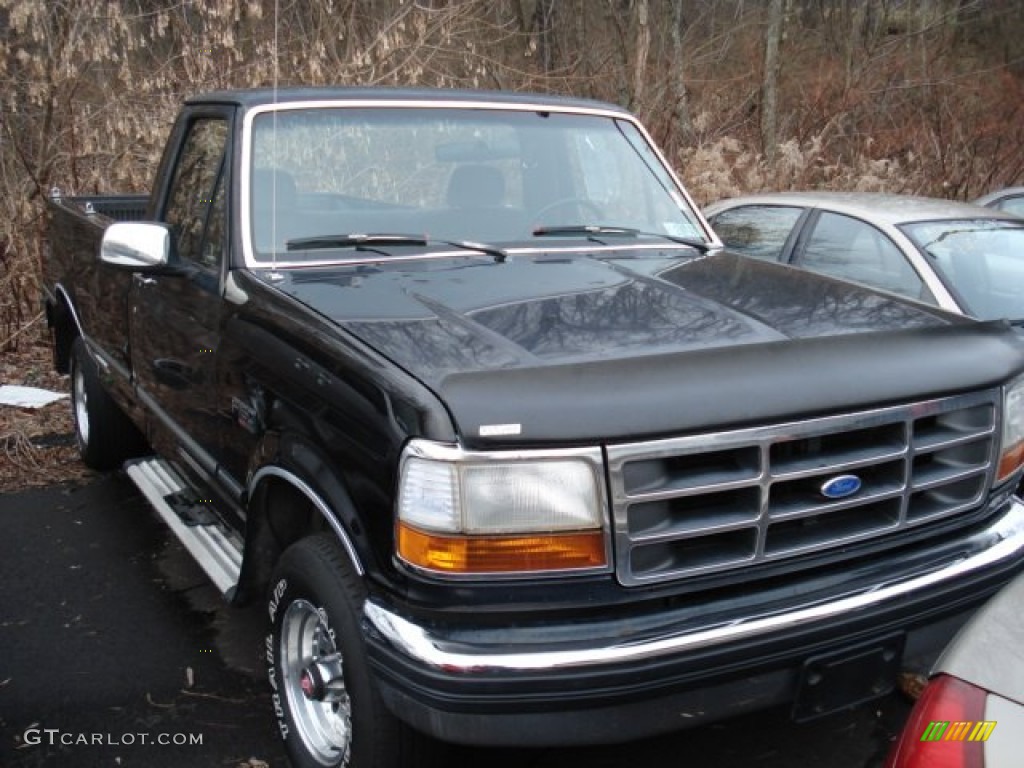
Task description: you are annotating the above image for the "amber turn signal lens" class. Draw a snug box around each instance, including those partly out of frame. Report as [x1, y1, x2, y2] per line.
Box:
[997, 440, 1024, 483]
[397, 522, 607, 574]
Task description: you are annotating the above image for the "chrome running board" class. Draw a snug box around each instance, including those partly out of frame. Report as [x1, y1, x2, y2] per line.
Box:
[124, 457, 242, 598]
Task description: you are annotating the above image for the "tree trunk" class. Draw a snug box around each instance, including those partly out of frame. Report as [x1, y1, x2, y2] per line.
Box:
[669, 0, 692, 142]
[632, 0, 650, 106]
[760, 0, 784, 162]
[531, 0, 558, 74]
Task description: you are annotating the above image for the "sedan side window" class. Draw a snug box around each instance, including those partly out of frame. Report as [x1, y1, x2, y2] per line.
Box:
[995, 195, 1024, 217]
[796, 211, 934, 303]
[709, 205, 803, 262]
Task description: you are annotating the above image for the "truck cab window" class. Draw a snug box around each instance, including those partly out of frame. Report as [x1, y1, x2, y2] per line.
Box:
[198, 172, 226, 270]
[164, 118, 228, 268]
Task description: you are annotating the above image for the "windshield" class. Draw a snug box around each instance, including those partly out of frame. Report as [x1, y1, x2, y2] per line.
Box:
[901, 219, 1024, 320]
[246, 106, 708, 263]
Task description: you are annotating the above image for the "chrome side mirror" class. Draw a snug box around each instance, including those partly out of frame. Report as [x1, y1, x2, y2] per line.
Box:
[100, 222, 171, 269]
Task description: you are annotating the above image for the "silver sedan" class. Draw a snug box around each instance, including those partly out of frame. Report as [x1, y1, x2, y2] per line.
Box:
[705, 192, 1024, 322]
[884, 569, 1024, 768]
[975, 186, 1024, 218]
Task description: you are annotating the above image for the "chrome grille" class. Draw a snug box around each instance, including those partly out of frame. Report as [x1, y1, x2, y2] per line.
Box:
[607, 391, 999, 586]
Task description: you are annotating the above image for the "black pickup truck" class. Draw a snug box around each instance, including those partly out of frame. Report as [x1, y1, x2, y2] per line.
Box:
[43, 88, 1024, 768]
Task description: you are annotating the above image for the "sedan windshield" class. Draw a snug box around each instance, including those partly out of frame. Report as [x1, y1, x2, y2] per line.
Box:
[246, 106, 708, 263]
[901, 219, 1024, 321]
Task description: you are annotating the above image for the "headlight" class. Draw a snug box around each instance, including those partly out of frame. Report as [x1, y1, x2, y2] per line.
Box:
[998, 374, 1024, 483]
[396, 440, 608, 576]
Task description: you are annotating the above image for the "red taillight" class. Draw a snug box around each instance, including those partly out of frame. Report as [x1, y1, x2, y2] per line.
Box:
[886, 674, 988, 768]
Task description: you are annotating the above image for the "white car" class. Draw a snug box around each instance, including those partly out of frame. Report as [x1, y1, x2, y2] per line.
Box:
[705, 192, 1024, 322]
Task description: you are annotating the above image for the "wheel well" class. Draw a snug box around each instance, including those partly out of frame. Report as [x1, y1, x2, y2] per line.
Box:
[50, 294, 79, 375]
[241, 476, 334, 599]
[265, 478, 331, 548]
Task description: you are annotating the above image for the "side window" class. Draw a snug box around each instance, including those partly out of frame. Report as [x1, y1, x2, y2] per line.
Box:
[199, 173, 226, 270]
[709, 205, 803, 262]
[164, 118, 228, 268]
[797, 211, 934, 303]
[996, 195, 1024, 217]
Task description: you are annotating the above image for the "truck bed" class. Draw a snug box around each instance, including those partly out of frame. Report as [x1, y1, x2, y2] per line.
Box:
[43, 191, 148, 377]
[51, 192, 149, 222]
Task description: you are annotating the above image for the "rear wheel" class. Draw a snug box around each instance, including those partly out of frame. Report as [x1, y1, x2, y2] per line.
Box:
[70, 337, 146, 470]
[267, 533, 435, 768]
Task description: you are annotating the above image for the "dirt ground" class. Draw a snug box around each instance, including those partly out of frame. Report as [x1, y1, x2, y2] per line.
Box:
[0, 332, 94, 493]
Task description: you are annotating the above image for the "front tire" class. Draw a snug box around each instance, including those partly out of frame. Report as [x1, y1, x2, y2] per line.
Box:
[70, 337, 146, 470]
[267, 534, 430, 768]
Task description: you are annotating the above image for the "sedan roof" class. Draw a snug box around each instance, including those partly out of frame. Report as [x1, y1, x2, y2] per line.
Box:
[705, 191, 1021, 227]
[974, 186, 1024, 207]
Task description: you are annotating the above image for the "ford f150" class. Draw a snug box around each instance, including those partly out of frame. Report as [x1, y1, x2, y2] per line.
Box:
[43, 87, 1024, 768]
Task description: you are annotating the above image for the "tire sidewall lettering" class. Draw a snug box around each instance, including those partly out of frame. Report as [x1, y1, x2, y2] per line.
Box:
[267, 579, 294, 746]
[266, 574, 346, 762]
[271, 692, 289, 740]
[268, 577, 287, 623]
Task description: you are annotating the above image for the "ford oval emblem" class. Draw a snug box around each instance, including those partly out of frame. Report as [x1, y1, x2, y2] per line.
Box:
[820, 474, 862, 500]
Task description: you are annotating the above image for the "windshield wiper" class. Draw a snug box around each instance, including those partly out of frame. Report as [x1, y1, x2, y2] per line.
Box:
[533, 224, 639, 238]
[434, 238, 508, 263]
[285, 233, 507, 263]
[532, 224, 711, 253]
[287, 233, 428, 251]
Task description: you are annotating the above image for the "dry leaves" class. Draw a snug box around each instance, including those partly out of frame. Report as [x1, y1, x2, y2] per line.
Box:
[0, 337, 95, 493]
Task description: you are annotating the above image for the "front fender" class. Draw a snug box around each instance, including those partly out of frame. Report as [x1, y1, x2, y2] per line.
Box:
[239, 428, 398, 603]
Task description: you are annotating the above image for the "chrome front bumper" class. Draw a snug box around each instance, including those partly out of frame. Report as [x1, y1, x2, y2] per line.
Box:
[366, 497, 1024, 675]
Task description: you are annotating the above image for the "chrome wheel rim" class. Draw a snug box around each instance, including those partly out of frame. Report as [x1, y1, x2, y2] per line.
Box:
[281, 599, 352, 766]
[73, 361, 89, 445]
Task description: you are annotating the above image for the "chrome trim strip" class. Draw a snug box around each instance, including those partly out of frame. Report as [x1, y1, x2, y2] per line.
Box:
[626, 113, 721, 250]
[247, 465, 365, 576]
[364, 497, 1024, 673]
[54, 283, 86, 338]
[82, 336, 134, 383]
[402, 437, 606, 465]
[247, 242, 698, 272]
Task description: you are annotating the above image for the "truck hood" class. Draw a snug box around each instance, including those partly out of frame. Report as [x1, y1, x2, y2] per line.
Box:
[268, 249, 1024, 445]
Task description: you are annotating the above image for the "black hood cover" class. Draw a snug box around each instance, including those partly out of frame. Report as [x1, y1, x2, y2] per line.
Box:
[272, 249, 1023, 445]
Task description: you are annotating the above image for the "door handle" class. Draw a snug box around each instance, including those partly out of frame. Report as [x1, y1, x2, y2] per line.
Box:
[134, 274, 157, 287]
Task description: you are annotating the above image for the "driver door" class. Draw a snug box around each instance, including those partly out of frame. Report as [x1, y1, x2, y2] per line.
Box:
[130, 113, 230, 475]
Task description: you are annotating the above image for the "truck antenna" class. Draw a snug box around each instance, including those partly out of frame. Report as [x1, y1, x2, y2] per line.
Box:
[268, 0, 283, 281]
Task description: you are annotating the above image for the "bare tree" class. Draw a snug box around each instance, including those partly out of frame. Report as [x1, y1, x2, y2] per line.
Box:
[760, 0, 785, 161]
[669, 0, 693, 142]
[530, 0, 559, 74]
[632, 0, 651, 104]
